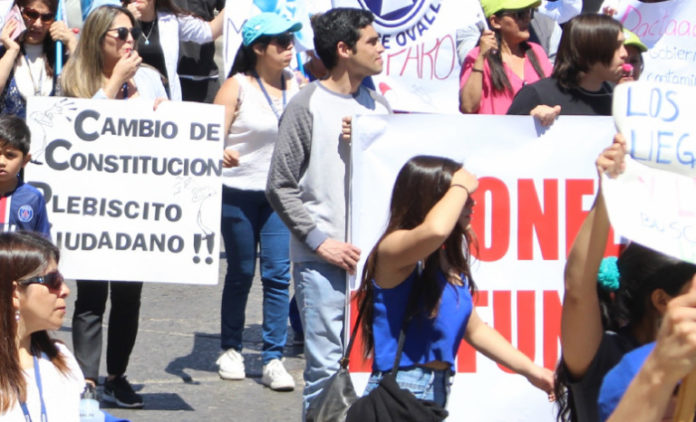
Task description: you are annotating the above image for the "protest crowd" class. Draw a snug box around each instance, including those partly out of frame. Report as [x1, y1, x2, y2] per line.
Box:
[1, 0, 695, 421]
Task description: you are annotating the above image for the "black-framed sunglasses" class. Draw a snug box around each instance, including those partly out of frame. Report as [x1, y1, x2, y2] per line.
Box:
[271, 32, 294, 49]
[500, 8, 535, 20]
[19, 271, 64, 290]
[21, 7, 55, 24]
[106, 26, 142, 41]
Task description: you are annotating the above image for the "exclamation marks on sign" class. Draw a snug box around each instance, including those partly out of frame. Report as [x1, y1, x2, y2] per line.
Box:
[193, 233, 214, 264]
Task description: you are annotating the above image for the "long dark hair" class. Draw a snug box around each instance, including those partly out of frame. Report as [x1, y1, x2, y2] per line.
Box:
[357, 155, 477, 356]
[553, 14, 623, 90]
[228, 37, 272, 77]
[487, 13, 546, 93]
[0, 231, 66, 413]
[554, 242, 696, 421]
[16, 0, 60, 77]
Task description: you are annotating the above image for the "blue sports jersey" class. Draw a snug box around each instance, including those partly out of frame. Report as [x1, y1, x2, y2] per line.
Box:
[0, 179, 51, 238]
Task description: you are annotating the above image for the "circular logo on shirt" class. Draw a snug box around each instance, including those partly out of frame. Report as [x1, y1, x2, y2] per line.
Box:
[357, 0, 430, 33]
[17, 205, 34, 223]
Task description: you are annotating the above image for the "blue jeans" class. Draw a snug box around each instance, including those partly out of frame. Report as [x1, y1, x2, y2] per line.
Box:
[220, 186, 290, 364]
[293, 261, 346, 418]
[364, 367, 452, 408]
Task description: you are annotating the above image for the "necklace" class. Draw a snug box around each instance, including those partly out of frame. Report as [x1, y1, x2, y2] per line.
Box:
[141, 19, 156, 46]
[22, 52, 44, 96]
[253, 71, 286, 120]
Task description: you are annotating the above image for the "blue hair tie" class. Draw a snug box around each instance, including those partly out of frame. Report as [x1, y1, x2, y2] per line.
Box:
[598, 256, 620, 292]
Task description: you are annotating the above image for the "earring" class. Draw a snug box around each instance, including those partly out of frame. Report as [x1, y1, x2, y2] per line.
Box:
[15, 310, 20, 322]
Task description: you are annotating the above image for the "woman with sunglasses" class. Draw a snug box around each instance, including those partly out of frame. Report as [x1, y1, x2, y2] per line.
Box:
[355, 156, 554, 409]
[0, 231, 84, 421]
[212, 12, 301, 391]
[0, 0, 77, 118]
[459, 0, 552, 114]
[59, 5, 166, 409]
[123, 0, 223, 101]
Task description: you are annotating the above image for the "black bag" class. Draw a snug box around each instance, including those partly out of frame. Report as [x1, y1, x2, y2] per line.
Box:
[345, 329, 449, 422]
[306, 301, 366, 422]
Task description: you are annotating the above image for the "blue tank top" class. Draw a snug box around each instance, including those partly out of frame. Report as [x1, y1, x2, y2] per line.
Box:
[371, 269, 473, 372]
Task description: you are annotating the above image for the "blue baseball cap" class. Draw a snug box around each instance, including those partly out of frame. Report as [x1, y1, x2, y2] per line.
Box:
[242, 12, 302, 46]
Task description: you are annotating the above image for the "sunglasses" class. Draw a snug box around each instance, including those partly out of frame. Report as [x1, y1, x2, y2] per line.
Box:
[21, 7, 55, 24]
[19, 271, 64, 291]
[106, 26, 142, 41]
[501, 8, 535, 20]
[271, 33, 294, 49]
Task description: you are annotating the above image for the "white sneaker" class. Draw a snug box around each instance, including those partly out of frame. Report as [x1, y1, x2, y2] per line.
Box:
[216, 349, 245, 380]
[261, 359, 295, 391]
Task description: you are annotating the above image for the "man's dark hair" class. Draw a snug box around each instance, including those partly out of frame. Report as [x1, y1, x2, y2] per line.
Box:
[553, 14, 623, 89]
[0, 115, 31, 155]
[312, 8, 374, 70]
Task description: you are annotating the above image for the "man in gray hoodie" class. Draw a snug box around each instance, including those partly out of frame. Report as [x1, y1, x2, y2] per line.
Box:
[266, 7, 391, 418]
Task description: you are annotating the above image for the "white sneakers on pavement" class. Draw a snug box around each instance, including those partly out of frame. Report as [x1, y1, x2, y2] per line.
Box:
[216, 348, 245, 380]
[261, 359, 295, 391]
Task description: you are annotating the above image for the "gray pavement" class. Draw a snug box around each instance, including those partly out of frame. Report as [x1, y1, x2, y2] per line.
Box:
[53, 260, 305, 422]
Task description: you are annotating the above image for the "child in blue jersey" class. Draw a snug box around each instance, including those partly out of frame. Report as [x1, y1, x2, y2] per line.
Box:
[355, 155, 554, 410]
[0, 115, 50, 237]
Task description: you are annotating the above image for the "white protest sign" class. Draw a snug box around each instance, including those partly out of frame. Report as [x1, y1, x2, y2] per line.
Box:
[602, 158, 696, 264]
[25, 97, 224, 284]
[608, 0, 696, 86]
[349, 113, 617, 421]
[613, 81, 696, 177]
[332, 0, 484, 113]
[605, 80, 696, 264]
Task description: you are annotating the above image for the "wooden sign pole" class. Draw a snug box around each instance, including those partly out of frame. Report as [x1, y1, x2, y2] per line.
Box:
[674, 372, 696, 422]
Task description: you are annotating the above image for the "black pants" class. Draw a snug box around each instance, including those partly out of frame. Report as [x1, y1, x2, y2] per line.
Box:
[72, 280, 143, 382]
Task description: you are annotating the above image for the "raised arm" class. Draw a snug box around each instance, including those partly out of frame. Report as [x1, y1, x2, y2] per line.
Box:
[0, 20, 20, 94]
[561, 134, 626, 378]
[375, 168, 478, 288]
[458, 30, 496, 114]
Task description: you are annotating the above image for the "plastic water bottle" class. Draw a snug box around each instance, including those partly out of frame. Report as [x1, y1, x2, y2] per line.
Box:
[79, 385, 105, 422]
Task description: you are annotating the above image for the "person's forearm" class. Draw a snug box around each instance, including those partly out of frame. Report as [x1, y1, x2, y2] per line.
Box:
[459, 56, 486, 114]
[0, 47, 19, 93]
[607, 355, 677, 422]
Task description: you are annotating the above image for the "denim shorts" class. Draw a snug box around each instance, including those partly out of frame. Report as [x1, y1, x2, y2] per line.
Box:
[363, 366, 453, 408]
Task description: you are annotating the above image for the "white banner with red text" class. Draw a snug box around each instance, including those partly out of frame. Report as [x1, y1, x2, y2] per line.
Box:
[25, 97, 223, 284]
[348, 114, 617, 420]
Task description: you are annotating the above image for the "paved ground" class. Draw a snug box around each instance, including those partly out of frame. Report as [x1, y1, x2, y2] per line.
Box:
[53, 259, 305, 422]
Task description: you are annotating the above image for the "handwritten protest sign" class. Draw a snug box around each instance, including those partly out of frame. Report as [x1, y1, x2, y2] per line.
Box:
[606, 81, 696, 264]
[25, 97, 224, 284]
[349, 113, 617, 421]
[613, 81, 696, 177]
[608, 0, 696, 87]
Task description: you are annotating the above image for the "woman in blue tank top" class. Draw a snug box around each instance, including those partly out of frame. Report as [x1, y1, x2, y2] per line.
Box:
[356, 155, 555, 408]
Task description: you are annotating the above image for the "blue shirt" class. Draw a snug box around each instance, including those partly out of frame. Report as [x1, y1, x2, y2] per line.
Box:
[0, 179, 51, 237]
[372, 269, 473, 372]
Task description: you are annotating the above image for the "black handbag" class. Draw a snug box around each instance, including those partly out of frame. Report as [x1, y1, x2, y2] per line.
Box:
[305, 300, 366, 422]
[345, 310, 449, 421]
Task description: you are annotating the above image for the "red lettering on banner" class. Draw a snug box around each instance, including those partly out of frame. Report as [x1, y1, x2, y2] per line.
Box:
[565, 179, 594, 257]
[518, 179, 559, 260]
[543, 290, 562, 370]
[471, 177, 510, 262]
[455, 290, 562, 373]
[347, 293, 372, 372]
